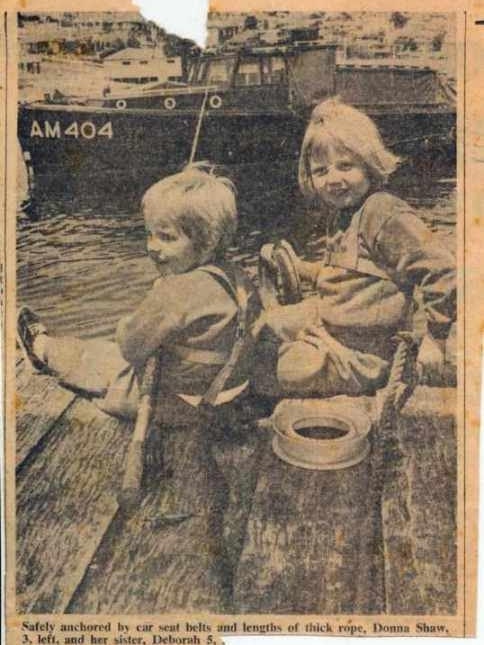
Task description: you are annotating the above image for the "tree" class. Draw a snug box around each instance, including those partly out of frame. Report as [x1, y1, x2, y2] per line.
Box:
[244, 15, 258, 30]
[126, 35, 141, 48]
[164, 34, 199, 80]
[408, 38, 418, 52]
[390, 12, 409, 29]
[394, 35, 418, 52]
[432, 32, 446, 52]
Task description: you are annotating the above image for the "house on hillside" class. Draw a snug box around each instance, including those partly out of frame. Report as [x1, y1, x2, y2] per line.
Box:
[103, 47, 182, 84]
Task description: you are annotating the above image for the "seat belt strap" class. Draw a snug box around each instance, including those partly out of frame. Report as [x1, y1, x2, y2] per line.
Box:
[196, 265, 250, 409]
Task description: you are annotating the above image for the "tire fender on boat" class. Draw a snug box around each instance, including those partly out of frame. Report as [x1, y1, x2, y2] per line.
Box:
[209, 94, 223, 109]
[164, 97, 176, 110]
[115, 99, 127, 110]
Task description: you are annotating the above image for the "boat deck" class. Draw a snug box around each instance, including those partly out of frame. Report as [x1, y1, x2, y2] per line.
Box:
[16, 355, 457, 615]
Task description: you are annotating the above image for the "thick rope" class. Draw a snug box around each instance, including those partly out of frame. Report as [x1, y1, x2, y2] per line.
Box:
[370, 333, 419, 609]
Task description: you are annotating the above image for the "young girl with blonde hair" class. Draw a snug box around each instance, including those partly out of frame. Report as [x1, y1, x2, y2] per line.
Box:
[18, 163, 260, 421]
[258, 99, 456, 396]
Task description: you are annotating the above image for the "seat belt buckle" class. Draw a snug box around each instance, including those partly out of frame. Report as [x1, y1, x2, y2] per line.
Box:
[235, 326, 244, 340]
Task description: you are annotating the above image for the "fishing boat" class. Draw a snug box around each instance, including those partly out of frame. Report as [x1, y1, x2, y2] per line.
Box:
[18, 42, 456, 206]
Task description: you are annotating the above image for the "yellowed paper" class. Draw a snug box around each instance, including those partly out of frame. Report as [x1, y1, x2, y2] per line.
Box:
[2, 0, 480, 641]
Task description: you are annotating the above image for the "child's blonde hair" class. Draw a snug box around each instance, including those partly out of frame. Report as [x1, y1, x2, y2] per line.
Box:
[298, 98, 400, 201]
[142, 162, 237, 262]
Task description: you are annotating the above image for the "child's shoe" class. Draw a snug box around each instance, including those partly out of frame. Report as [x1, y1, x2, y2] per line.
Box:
[17, 306, 49, 372]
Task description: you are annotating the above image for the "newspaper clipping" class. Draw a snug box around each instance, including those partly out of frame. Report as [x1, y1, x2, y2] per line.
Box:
[2, 0, 481, 641]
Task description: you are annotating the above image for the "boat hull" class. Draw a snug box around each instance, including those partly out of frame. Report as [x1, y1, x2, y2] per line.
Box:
[18, 103, 456, 210]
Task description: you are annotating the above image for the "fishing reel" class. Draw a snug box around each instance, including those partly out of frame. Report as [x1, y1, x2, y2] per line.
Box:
[258, 239, 303, 309]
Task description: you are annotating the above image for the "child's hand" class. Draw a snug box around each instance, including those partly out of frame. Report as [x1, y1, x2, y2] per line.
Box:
[297, 259, 321, 284]
[416, 334, 446, 385]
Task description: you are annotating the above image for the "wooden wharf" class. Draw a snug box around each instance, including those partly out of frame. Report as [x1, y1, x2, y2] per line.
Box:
[15, 355, 457, 615]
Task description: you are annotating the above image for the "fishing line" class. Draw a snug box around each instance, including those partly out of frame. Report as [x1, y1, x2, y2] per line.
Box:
[189, 85, 209, 164]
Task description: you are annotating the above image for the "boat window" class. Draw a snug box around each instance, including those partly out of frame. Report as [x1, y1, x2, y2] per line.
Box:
[262, 56, 287, 84]
[234, 58, 262, 86]
[205, 58, 235, 87]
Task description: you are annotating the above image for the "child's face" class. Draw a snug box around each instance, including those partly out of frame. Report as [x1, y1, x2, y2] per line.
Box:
[145, 212, 198, 276]
[310, 143, 371, 211]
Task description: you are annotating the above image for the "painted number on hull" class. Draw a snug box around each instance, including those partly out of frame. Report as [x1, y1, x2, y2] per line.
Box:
[30, 120, 113, 139]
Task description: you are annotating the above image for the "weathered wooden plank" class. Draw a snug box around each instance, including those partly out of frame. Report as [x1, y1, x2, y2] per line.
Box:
[233, 397, 384, 614]
[68, 424, 235, 613]
[16, 398, 132, 613]
[16, 363, 77, 469]
[381, 386, 457, 614]
[211, 422, 267, 575]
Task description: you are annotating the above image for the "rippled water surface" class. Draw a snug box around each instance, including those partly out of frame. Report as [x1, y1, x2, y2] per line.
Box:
[17, 174, 456, 341]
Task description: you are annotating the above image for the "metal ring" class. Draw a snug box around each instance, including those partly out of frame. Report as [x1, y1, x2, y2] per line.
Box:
[115, 99, 127, 110]
[209, 94, 223, 109]
[164, 97, 176, 110]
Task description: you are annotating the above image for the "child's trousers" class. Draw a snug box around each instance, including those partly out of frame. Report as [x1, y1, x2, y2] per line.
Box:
[276, 337, 389, 397]
[43, 336, 201, 425]
[253, 328, 390, 398]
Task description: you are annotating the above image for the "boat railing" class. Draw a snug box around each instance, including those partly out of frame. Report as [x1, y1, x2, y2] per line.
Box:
[105, 84, 220, 100]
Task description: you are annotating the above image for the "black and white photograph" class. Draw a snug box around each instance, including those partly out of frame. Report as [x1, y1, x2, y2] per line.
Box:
[4, 2, 473, 637]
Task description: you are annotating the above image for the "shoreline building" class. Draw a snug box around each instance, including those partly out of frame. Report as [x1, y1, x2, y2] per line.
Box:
[103, 47, 182, 85]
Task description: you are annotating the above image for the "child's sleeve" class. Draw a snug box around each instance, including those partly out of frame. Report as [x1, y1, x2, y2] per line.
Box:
[363, 193, 456, 340]
[116, 275, 186, 368]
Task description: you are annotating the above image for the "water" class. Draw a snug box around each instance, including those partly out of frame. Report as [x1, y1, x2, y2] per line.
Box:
[17, 173, 456, 341]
